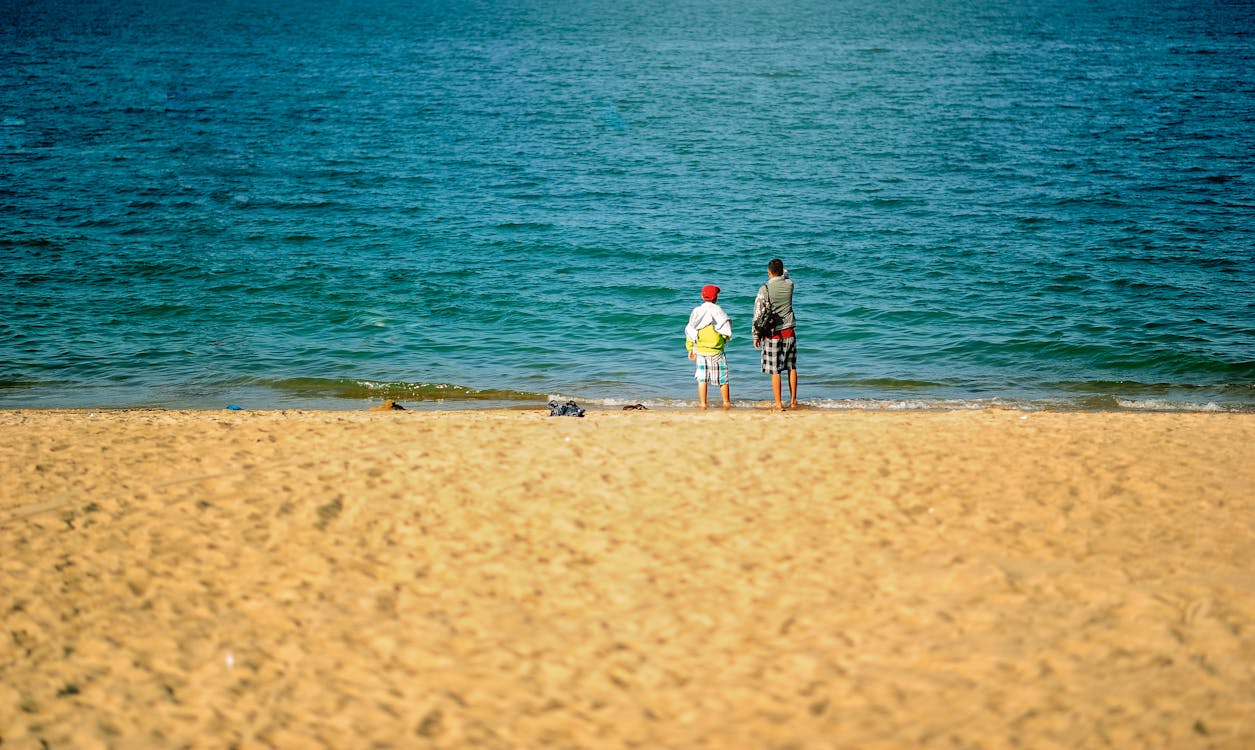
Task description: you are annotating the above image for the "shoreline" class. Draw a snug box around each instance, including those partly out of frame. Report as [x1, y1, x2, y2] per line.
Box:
[1, 396, 1252, 415]
[3, 409, 1253, 747]
[3, 379, 1252, 416]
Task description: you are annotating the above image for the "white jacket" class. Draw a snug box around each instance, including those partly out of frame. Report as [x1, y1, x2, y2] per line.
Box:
[685, 301, 734, 342]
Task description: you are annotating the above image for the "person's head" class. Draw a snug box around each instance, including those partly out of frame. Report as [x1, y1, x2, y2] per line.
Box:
[767, 258, 785, 277]
[701, 284, 720, 302]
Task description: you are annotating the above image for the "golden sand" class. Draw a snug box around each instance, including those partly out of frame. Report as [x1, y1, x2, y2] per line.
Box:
[1, 408, 1252, 748]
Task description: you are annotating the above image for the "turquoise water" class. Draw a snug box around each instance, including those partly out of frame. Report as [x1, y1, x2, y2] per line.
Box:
[2, 0, 1252, 411]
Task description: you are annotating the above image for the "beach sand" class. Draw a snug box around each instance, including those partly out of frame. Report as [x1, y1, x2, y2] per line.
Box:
[1, 408, 1252, 749]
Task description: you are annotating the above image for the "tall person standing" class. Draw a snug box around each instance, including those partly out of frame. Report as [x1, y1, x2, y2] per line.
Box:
[752, 258, 798, 410]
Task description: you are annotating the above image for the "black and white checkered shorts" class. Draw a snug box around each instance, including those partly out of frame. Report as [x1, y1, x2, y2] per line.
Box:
[760, 335, 797, 374]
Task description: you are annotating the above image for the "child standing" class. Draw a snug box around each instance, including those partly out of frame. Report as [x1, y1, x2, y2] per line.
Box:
[685, 284, 734, 409]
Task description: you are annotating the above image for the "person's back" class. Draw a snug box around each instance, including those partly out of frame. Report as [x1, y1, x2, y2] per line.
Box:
[752, 259, 798, 410]
[689, 309, 730, 355]
[760, 274, 795, 334]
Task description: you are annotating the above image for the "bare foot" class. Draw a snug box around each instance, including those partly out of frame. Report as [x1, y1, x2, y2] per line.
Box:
[722, 402, 732, 409]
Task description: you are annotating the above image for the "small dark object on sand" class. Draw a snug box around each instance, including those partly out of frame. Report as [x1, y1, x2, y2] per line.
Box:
[369, 399, 406, 411]
[622, 403, 648, 410]
[548, 400, 585, 417]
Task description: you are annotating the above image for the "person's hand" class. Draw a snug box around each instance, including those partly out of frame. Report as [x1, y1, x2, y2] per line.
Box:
[688, 349, 696, 360]
[753, 337, 761, 350]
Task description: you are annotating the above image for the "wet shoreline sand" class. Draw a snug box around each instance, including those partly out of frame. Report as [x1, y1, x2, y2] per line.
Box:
[2, 409, 1253, 748]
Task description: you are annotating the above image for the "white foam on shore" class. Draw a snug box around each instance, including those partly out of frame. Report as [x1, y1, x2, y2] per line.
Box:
[549, 394, 1249, 413]
[1116, 398, 1225, 412]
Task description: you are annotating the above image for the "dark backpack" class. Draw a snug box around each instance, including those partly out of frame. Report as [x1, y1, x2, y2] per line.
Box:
[752, 284, 782, 339]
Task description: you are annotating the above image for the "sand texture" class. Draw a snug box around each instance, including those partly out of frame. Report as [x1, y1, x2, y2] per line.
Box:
[1, 408, 1253, 749]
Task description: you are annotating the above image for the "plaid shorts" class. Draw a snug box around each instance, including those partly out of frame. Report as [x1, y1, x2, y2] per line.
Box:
[760, 335, 797, 374]
[694, 353, 729, 385]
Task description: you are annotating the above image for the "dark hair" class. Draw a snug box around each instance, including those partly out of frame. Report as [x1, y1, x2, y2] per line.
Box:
[768, 258, 785, 276]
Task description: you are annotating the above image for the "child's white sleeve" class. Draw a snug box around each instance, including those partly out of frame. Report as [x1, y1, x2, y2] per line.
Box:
[713, 306, 733, 338]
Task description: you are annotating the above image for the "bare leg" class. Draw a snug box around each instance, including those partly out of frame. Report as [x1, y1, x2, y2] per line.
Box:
[771, 373, 784, 410]
[720, 384, 731, 409]
[788, 369, 798, 408]
[698, 381, 708, 409]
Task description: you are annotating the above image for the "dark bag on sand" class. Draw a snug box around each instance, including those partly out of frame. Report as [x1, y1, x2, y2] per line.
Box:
[753, 285, 782, 339]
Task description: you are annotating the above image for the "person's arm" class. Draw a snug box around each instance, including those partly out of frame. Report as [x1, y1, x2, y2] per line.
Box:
[685, 308, 701, 344]
[686, 308, 700, 358]
[751, 287, 766, 348]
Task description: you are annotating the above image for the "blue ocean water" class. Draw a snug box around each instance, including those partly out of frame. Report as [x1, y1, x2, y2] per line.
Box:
[2, 0, 1252, 411]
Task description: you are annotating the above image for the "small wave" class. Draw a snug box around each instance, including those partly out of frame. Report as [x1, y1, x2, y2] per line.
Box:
[496, 222, 555, 231]
[1115, 398, 1226, 412]
[0, 236, 57, 249]
[1057, 377, 1255, 397]
[801, 397, 1027, 411]
[0, 379, 42, 390]
[817, 377, 952, 389]
[223, 196, 342, 210]
[265, 378, 547, 402]
[1077, 394, 1122, 410]
[101, 258, 208, 281]
[868, 197, 927, 208]
[796, 396, 1251, 413]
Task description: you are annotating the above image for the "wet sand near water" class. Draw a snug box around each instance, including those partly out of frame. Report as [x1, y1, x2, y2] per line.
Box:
[1, 409, 1253, 748]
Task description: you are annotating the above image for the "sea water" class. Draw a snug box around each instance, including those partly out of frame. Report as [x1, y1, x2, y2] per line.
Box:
[2, 0, 1252, 411]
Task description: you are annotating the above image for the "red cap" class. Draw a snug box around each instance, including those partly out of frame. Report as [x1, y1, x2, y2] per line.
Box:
[701, 284, 720, 302]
